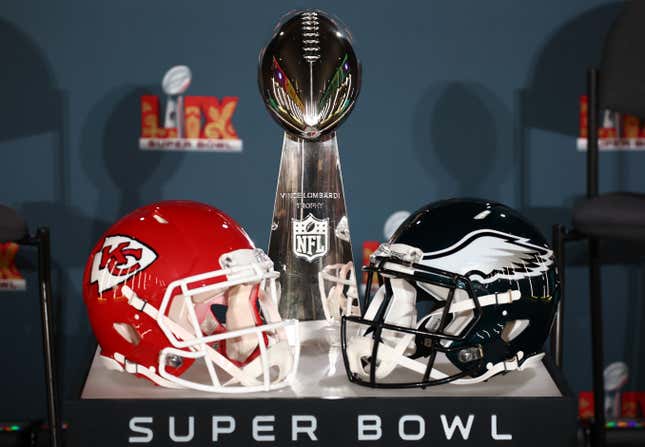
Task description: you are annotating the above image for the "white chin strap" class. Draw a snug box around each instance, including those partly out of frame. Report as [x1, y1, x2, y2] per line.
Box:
[346, 288, 543, 385]
[347, 334, 544, 385]
[222, 340, 292, 387]
[115, 285, 299, 393]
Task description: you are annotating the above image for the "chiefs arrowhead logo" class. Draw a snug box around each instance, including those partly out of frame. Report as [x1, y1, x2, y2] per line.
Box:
[90, 235, 157, 293]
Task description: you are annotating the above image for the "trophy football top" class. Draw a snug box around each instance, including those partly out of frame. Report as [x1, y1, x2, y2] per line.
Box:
[258, 10, 361, 140]
[162, 65, 192, 96]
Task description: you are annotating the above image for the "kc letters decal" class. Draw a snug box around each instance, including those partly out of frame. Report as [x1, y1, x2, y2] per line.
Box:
[90, 235, 157, 293]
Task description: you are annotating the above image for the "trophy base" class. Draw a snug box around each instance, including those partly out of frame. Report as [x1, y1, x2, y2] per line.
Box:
[323, 320, 342, 348]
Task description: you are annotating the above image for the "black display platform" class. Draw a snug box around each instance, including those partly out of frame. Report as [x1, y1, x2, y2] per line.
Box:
[65, 321, 577, 446]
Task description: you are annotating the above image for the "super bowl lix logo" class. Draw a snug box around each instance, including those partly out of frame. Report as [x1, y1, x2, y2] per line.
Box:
[90, 236, 157, 293]
[140, 65, 243, 152]
[292, 214, 329, 262]
[0, 243, 26, 291]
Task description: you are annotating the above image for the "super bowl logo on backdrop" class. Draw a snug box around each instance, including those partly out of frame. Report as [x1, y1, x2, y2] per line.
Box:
[0, 242, 26, 291]
[139, 65, 243, 152]
[292, 214, 329, 262]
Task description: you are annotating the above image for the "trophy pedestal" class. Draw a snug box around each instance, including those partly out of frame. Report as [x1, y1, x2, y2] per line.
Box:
[67, 321, 577, 447]
[268, 132, 355, 321]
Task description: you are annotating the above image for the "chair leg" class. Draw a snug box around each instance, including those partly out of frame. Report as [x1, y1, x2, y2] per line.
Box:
[588, 238, 605, 447]
[37, 227, 62, 447]
[551, 224, 566, 369]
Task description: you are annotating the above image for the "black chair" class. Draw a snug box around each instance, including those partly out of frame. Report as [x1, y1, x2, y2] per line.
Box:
[0, 205, 61, 447]
[552, 2, 645, 446]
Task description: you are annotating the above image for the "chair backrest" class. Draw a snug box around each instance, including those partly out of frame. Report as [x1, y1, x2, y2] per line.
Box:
[600, 0, 645, 118]
[587, 1, 645, 198]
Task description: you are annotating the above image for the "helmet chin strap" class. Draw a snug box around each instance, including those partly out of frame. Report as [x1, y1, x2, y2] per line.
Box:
[121, 285, 296, 393]
[222, 340, 293, 387]
[347, 289, 529, 385]
[348, 330, 545, 385]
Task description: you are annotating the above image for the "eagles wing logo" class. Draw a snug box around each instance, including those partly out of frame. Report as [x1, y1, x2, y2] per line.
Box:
[90, 235, 157, 293]
[420, 229, 553, 284]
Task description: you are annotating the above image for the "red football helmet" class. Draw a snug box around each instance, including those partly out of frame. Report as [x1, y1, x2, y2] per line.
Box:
[82, 201, 299, 393]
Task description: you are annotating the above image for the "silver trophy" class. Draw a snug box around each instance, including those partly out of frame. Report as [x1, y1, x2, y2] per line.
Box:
[604, 361, 629, 419]
[259, 10, 361, 322]
[162, 65, 191, 138]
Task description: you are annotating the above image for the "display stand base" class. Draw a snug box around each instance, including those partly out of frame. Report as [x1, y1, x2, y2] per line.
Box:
[66, 321, 576, 446]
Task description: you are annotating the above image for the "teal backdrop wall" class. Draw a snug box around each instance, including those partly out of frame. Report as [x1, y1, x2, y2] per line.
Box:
[2, 0, 643, 420]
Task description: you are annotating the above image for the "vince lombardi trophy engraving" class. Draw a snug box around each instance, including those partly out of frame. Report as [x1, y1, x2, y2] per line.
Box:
[259, 10, 361, 321]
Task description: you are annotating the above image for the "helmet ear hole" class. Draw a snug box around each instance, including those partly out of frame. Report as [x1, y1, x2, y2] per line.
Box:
[501, 319, 530, 342]
[113, 323, 141, 346]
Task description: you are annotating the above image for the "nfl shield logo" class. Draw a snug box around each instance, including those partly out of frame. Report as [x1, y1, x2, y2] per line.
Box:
[292, 214, 329, 262]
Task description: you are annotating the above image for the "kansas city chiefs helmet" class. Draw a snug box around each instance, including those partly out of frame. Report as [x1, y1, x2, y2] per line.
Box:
[341, 198, 559, 388]
[82, 201, 299, 393]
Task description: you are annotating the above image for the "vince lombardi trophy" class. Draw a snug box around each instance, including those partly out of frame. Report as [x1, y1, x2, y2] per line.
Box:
[258, 10, 361, 322]
[162, 65, 191, 138]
